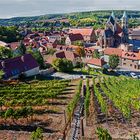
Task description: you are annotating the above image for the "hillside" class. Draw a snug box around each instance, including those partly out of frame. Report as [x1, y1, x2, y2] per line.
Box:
[0, 10, 140, 26]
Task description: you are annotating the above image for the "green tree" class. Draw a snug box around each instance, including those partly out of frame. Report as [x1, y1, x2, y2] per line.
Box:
[109, 55, 119, 69]
[0, 46, 13, 59]
[96, 127, 112, 140]
[93, 50, 100, 59]
[52, 58, 73, 72]
[0, 70, 4, 79]
[31, 127, 43, 140]
[72, 41, 84, 46]
[18, 41, 26, 55]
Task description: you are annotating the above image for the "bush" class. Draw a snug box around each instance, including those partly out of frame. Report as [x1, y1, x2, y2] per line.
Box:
[31, 127, 43, 140]
[52, 58, 73, 72]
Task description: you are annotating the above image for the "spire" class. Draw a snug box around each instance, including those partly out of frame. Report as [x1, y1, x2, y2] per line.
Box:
[111, 11, 115, 19]
[122, 11, 127, 19]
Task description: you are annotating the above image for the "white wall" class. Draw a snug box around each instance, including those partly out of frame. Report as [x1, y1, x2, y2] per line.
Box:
[25, 67, 39, 77]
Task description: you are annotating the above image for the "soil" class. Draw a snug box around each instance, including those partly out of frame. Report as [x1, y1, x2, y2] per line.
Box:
[0, 79, 80, 140]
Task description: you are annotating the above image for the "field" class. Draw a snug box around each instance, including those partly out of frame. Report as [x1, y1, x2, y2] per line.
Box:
[83, 76, 140, 139]
[0, 79, 81, 140]
[0, 76, 140, 140]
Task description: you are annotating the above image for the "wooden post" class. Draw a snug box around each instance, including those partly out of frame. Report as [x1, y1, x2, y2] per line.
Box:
[64, 110, 66, 124]
[80, 118, 84, 138]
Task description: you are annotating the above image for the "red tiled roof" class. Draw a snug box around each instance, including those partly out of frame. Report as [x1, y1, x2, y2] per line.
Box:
[122, 51, 140, 60]
[104, 48, 122, 57]
[69, 28, 94, 36]
[68, 33, 84, 42]
[86, 58, 106, 67]
[8, 42, 20, 50]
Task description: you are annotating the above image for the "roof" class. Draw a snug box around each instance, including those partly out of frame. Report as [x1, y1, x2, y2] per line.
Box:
[8, 42, 20, 50]
[69, 28, 94, 36]
[0, 41, 8, 47]
[104, 28, 114, 38]
[68, 33, 84, 42]
[47, 51, 79, 64]
[104, 48, 122, 57]
[55, 51, 79, 61]
[122, 51, 140, 60]
[86, 58, 106, 67]
[130, 30, 140, 36]
[0, 54, 39, 79]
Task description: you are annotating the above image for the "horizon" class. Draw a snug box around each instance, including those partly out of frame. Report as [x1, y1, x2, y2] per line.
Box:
[0, 9, 139, 20]
[0, 0, 140, 19]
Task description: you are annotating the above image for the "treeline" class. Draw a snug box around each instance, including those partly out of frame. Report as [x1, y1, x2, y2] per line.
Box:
[0, 26, 22, 43]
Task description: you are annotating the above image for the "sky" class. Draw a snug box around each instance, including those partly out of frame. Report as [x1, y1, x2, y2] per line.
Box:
[0, 0, 140, 18]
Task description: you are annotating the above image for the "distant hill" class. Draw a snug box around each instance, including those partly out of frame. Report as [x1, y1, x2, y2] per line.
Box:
[0, 10, 140, 26]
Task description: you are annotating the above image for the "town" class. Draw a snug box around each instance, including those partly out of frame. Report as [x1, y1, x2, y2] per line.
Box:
[0, 10, 140, 140]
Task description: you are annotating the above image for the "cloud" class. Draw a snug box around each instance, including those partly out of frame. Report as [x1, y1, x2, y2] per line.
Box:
[0, 0, 139, 18]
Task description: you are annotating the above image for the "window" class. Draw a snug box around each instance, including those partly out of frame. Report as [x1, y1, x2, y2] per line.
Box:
[130, 64, 132, 67]
[24, 66, 28, 71]
[123, 63, 126, 65]
[134, 65, 137, 69]
[11, 69, 20, 76]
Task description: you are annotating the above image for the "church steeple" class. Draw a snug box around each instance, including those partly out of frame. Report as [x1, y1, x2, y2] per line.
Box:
[106, 11, 117, 35]
[111, 11, 115, 19]
[121, 11, 128, 29]
[121, 11, 129, 43]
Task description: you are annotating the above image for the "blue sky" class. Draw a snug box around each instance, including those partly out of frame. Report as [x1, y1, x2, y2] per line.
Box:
[0, 0, 139, 18]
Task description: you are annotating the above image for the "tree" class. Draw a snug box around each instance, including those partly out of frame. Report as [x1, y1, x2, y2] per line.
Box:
[0, 70, 4, 79]
[109, 55, 119, 69]
[75, 47, 85, 57]
[93, 50, 100, 59]
[52, 58, 73, 72]
[31, 127, 43, 140]
[72, 41, 84, 46]
[0, 46, 13, 59]
[18, 41, 26, 55]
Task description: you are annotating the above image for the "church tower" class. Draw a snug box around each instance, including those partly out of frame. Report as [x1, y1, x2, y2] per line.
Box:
[121, 11, 129, 43]
[106, 11, 116, 34]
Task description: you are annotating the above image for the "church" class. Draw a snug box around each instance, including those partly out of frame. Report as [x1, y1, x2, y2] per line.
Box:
[98, 11, 129, 49]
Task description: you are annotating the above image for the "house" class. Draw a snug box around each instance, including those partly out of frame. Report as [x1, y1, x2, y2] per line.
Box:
[121, 51, 140, 70]
[46, 50, 80, 66]
[0, 41, 8, 47]
[69, 28, 96, 43]
[56, 45, 79, 52]
[84, 47, 96, 59]
[129, 29, 140, 40]
[65, 33, 84, 46]
[103, 48, 122, 63]
[86, 58, 107, 69]
[0, 54, 39, 79]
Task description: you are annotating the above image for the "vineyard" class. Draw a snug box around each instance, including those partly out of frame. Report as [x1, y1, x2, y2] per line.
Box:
[89, 76, 140, 139]
[0, 79, 81, 140]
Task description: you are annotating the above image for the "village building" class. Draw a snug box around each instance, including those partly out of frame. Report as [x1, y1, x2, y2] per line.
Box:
[69, 28, 96, 43]
[65, 33, 84, 46]
[121, 51, 140, 70]
[86, 58, 107, 69]
[98, 11, 129, 48]
[0, 54, 39, 79]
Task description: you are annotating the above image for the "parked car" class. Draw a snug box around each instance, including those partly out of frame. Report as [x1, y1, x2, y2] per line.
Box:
[130, 72, 138, 79]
